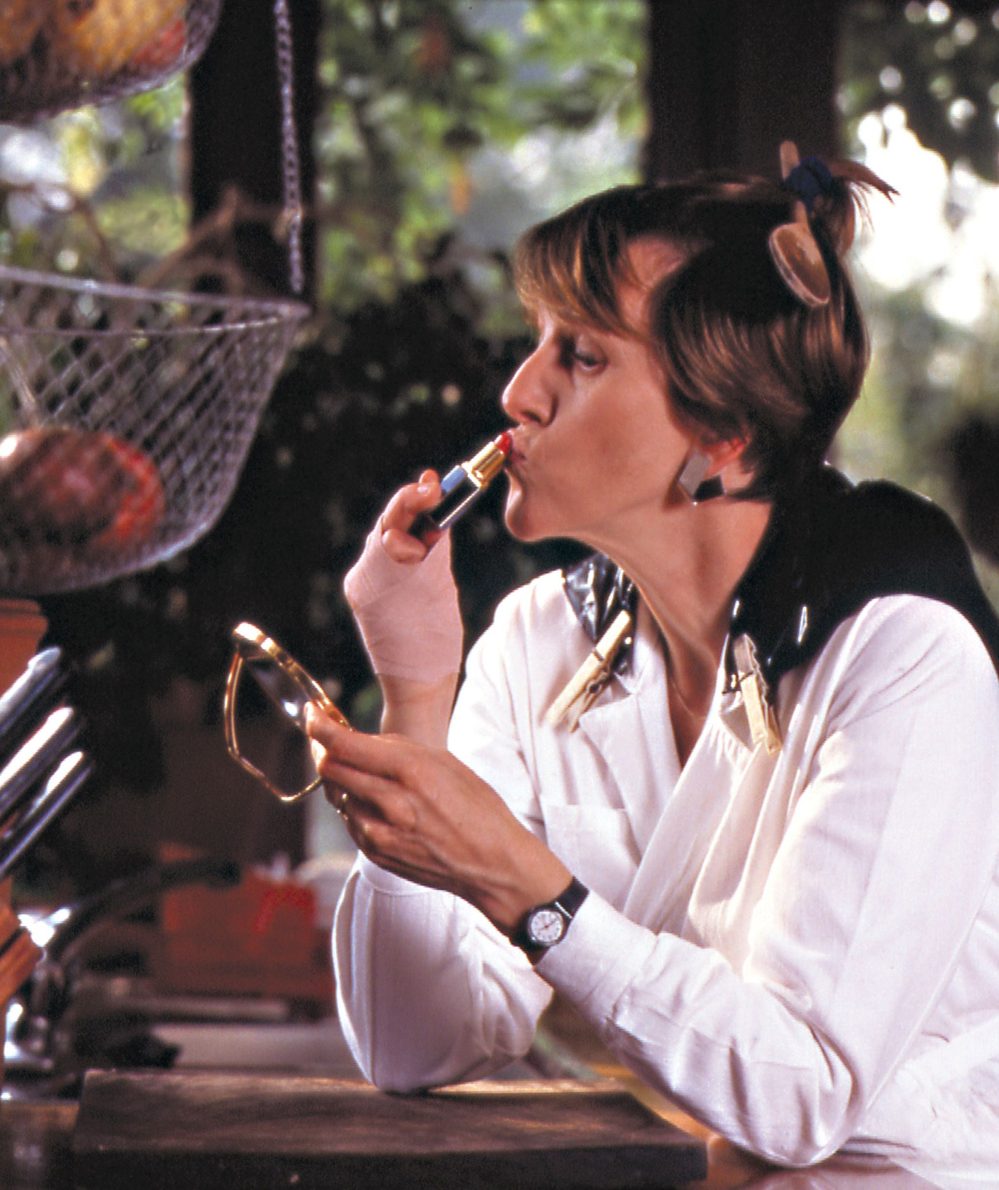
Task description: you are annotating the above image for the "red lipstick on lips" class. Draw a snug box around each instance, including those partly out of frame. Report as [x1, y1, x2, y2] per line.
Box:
[412, 431, 513, 543]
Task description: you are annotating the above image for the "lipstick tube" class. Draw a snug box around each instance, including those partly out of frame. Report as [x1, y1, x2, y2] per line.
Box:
[412, 431, 512, 542]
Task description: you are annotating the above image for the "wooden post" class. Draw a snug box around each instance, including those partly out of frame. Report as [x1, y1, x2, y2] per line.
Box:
[188, 0, 321, 300]
[643, 0, 846, 182]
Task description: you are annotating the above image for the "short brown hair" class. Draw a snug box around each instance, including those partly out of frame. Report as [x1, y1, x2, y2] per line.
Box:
[513, 170, 887, 498]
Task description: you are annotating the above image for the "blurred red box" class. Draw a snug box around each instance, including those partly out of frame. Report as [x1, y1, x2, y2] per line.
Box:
[155, 864, 334, 1011]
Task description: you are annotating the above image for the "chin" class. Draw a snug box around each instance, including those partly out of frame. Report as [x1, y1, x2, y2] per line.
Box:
[502, 510, 538, 543]
[502, 491, 546, 543]
[503, 499, 573, 546]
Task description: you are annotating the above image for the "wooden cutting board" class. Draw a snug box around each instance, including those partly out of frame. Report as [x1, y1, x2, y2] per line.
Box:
[73, 1069, 707, 1188]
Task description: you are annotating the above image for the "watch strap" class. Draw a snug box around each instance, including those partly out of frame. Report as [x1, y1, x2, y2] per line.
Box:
[551, 875, 589, 919]
[514, 876, 589, 953]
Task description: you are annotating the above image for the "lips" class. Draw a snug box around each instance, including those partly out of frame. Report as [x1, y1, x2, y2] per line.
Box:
[505, 430, 529, 470]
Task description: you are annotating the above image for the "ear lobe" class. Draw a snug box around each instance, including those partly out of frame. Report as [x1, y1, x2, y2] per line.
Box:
[707, 435, 749, 471]
[677, 436, 752, 504]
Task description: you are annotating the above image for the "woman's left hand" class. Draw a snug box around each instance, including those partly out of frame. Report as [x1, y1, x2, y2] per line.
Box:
[306, 706, 570, 937]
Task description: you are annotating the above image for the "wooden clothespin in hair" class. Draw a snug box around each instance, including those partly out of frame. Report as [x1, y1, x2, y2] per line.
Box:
[768, 140, 833, 308]
[546, 610, 633, 733]
[732, 634, 782, 754]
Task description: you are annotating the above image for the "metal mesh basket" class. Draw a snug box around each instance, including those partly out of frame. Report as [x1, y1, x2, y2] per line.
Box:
[0, 0, 222, 123]
[0, 265, 308, 595]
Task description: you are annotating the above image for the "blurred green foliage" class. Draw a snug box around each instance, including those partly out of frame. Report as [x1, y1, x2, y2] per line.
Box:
[838, 1, 999, 589]
[313, 0, 646, 315]
[0, 76, 189, 279]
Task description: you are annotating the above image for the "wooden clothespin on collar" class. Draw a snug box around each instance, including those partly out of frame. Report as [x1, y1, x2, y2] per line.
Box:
[546, 610, 633, 733]
[731, 633, 782, 754]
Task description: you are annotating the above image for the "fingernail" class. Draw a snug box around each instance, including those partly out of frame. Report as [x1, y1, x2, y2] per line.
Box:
[417, 482, 433, 495]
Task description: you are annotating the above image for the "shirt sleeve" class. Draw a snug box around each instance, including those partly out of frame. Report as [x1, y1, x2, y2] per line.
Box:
[536, 597, 999, 1165]
[332, 588, 555, 1092]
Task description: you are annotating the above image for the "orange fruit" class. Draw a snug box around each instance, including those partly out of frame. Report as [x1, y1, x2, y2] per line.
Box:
[49, 0, 185, 80]
[0, 0, 47, 67]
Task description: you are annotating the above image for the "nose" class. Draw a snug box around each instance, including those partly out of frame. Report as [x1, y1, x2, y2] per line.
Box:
[501, 345, 555, 427]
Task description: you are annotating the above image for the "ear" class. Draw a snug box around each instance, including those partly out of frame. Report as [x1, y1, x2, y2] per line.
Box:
[677, 434, 754, 504]
[702, 435, 749, 474]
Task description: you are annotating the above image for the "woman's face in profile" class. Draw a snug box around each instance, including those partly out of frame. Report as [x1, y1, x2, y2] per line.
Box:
[500, 238, 694, 549]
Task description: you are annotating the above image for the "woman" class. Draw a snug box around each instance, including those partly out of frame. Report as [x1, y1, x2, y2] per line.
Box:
[306, 145, 999, 1181]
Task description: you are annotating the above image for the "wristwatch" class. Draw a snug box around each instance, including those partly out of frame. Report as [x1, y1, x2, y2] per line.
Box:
[514, 877, 589, 953]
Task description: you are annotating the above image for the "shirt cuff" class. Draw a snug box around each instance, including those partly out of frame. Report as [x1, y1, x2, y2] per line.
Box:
[534, 889, 658, 1017]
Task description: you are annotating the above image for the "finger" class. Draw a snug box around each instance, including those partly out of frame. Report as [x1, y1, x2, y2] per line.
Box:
[379, 474, 443, 561]
[327, 785, 350, 815]
[306, 710, 403, 804]
[380, 524, 431, 563]
[334, 788, 400, 861]
[311, 737, 329, 772]
[339, 799, 371, 852]
[381, 473, 442, 534]
[305, 703, 351, 748]
[306, 713, 418, 784]
[316, 755, 416, 828]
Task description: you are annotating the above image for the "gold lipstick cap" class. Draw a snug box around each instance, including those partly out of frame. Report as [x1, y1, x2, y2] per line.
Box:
[465, 431, 513, 487]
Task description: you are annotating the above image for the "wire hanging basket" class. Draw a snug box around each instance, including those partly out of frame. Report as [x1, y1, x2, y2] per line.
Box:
[0, 0, 223, 123]
[0, 265, 308, 596]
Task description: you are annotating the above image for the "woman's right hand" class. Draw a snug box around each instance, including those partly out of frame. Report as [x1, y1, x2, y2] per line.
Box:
[343, 472, 464, 728]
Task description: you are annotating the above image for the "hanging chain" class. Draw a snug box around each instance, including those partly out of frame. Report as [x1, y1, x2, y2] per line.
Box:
[273, 0, 304, 295]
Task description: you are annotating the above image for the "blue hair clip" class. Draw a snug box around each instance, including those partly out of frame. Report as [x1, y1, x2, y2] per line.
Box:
[783, 156, 835, 212]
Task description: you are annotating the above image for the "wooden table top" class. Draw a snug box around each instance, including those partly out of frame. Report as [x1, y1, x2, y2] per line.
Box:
[0, 992, 935, 1188]
[0, 1086, 934, 1189]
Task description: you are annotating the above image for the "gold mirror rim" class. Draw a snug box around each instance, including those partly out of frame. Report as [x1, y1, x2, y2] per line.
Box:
[224, 621, 350, 802]
[230, 621, 349, 726]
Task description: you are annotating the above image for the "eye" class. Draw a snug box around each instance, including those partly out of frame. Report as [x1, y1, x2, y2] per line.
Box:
[559, 335, 604, 372]
[573, 346, 602, 369]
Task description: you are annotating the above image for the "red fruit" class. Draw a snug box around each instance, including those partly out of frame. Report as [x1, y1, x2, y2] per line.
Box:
[130, 15, 186, 73]
[92, 435, 165, 552]
[0, 426, 164, 553]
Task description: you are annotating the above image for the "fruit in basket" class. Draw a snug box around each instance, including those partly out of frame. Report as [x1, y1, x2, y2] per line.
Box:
[0, 0, 47, 67]
[92, 433, 166, 553]
[48, 0, 186, 80]
[0, 427, 116, 544]
[0, 426, 164, 553]
[130, 14, 186, 72]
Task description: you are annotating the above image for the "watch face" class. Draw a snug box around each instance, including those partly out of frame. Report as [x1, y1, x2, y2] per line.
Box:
[527, 907, 565, 947]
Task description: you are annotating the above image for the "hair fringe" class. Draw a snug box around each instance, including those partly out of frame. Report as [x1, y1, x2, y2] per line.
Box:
[813, 159, 898, 253]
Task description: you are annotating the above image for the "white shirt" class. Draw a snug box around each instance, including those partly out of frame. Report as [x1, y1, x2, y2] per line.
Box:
[333, 570, 999, 1184]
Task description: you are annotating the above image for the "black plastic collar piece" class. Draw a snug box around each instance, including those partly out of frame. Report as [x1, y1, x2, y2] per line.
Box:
[562, 467, 999, 698]
[561, 553, 636, 675]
